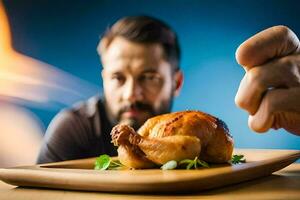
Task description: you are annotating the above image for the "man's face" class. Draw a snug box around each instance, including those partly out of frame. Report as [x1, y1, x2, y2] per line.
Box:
[101, 36, 181, 130]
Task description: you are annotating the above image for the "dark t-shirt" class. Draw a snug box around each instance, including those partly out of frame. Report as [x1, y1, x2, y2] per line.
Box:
[37, 96, 118, 164]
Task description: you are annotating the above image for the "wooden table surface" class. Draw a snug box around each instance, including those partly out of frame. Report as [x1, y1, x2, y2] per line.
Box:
[0, 163, 299, 200]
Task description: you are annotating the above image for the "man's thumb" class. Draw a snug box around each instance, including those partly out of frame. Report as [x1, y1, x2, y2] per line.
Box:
[235, 25, 300, 70]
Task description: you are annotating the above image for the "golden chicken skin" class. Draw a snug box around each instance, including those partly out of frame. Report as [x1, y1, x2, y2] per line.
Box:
[111, 110, 234, 169]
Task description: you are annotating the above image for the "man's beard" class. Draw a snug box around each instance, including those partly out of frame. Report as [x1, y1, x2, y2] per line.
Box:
[104, 97, 174, 130]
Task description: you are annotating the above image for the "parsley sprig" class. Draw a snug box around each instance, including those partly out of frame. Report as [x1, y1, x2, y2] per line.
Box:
[179, 156, 210, 169]
[230, 154, 246, 164]
[94, 154, 124, 170]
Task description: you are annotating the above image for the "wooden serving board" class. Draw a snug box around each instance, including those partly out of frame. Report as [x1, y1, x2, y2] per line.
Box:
[0, 149, 299, 193]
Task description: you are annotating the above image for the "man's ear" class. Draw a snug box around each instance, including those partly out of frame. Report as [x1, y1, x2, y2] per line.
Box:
[173, 70, 184, 97]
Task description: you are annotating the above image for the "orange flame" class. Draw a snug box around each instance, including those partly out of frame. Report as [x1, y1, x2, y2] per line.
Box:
[0, 1, 98, 109]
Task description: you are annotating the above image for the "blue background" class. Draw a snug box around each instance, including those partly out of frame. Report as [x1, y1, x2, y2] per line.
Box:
[3, 0, 300, 149]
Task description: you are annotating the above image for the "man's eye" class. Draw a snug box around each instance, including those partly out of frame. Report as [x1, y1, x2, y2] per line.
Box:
[111, 75, 125, 84]
[141, 73, 160, 82]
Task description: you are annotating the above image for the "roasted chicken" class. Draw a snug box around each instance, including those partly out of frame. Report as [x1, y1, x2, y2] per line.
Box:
[111, 110, 234, 169]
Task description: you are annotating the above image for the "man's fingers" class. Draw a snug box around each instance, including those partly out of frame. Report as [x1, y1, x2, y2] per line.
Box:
[235, 25, 300, 135]
[236, 25, 300, 70]
[235, 55, 300, 114]
[248, 88, 300, 135]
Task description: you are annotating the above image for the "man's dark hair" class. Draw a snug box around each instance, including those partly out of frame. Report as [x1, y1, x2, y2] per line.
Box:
[98, 15, 180, 71]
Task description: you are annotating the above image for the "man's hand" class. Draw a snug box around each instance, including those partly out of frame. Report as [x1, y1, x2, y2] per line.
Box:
[235, 26, 300, 135]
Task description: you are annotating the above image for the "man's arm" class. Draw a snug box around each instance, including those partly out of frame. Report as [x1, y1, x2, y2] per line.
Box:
[235, 26, 300, 135]
[37, 110, 90, 164]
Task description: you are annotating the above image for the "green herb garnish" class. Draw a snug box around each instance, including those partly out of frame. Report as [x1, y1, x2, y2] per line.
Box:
[161, 157, 209, 170]
[94, 154, 124, 170]
[230, 154, 246, 164]
[95, 154, 210, 170]
[179, 156, 209, 169]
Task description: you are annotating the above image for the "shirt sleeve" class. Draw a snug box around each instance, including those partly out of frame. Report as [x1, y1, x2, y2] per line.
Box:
[36, 110, 91, 164]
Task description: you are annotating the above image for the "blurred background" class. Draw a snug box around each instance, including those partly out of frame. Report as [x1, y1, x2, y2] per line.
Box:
[1, 0, 299, 167]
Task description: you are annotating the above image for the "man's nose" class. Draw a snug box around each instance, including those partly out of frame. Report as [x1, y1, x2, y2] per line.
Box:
[122, 79, 143, 103]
